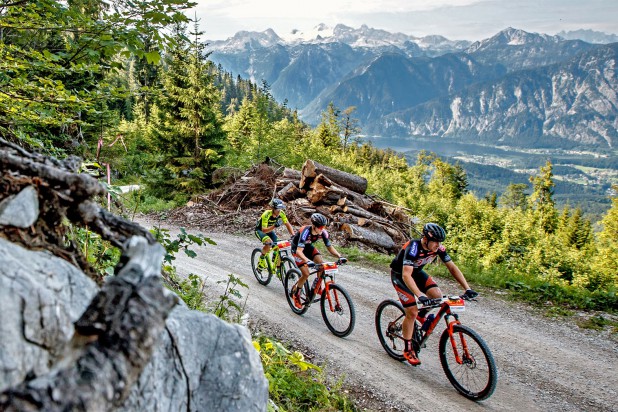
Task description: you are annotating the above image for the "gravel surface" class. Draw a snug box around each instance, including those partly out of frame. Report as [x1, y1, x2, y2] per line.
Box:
[139, 216, 618, 412]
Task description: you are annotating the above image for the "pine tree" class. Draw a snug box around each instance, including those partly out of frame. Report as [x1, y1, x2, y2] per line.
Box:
[529, 161, 557, 233]
[149, 19, 226, 197]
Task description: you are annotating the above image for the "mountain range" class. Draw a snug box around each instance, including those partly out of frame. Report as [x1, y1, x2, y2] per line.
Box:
[206, 25, 618, 150]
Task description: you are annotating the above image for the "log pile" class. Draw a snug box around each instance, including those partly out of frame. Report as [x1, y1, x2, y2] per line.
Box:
[278, 159, 413, 253]
[165, 159, 416, 253]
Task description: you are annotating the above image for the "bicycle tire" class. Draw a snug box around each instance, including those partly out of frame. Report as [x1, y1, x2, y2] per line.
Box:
[320, 283, 356, 338]
[251, 248, 272, 286]
[284, 268, 310, 315]
[439, 324, 498, 401]
[278, 257, 296, 283]
[374, 299, 406, 361]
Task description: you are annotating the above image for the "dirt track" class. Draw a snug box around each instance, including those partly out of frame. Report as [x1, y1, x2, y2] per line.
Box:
[140, 217, 618, 412]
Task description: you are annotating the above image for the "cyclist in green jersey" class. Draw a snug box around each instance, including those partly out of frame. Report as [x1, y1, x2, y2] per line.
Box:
[255, 199, 295, 268]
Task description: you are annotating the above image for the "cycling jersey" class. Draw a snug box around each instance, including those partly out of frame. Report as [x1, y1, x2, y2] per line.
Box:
[390, 239, 452, 277]
[291, 225, 332, 251]
[255, 210, 289, 231]
[390, 239, 449, 306]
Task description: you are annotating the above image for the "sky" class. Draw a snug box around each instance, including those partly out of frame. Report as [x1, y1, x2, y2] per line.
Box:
[193, 0, 618, 42]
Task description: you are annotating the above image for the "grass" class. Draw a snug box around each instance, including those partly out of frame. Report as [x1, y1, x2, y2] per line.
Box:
[338, 246, 618, 317]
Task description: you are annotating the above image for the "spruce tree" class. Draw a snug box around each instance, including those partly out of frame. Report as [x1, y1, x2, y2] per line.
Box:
[149, 19, 225, 198]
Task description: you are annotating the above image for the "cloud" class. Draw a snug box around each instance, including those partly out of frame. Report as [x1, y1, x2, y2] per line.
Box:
[198, 0, 483, 19]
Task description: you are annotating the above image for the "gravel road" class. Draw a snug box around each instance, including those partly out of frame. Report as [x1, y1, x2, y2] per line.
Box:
[140, 218, 618, 412]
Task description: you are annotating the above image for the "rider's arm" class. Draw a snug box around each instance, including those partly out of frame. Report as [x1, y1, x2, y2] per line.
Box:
[444, 261, 471, 291]
[326, 245, 341, 259]
[285, 221, 294, 237]
[296, 246, 311, 264]
[402, 265, 424, 298]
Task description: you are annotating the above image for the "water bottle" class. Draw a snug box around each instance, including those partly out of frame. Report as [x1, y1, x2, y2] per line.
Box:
[422, 313, 435, 332]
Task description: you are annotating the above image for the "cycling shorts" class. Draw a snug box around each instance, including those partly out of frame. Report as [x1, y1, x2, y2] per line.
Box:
[292, 244, 320, 267]
[391, 269, 438, 308]
[255, 230, 278, 245]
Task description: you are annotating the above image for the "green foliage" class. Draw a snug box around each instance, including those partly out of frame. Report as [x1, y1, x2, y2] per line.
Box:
[254, 336, 358, 412]
[211, 274, 248, 323]
[145, 21, 226, 198]
[576, 315, 618, 332]
[67, 225, 121, 277]
[0, 0, 194, 152]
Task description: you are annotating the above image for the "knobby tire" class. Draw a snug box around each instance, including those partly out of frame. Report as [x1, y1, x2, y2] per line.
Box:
[439, 324, 497, 401]
[284, 268, 310, 315]
[375, 300, 406, 361]
[251, 248, 272, 285]
[320, 283, 356, 338]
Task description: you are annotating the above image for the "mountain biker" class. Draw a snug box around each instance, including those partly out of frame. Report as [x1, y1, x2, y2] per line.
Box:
[390, 222, 478, 366]
[289, 212, 345, 309]
[255, 199, 295, 269]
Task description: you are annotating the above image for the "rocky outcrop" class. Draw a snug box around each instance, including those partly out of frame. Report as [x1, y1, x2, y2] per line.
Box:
[0, 138, 268, 411]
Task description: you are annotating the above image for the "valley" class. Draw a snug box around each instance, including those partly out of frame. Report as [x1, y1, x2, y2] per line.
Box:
[366, 136, 617, 217]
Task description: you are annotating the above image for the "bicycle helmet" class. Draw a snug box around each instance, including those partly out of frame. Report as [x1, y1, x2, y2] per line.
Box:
[310, 213, 328, 227]
[269, 198, 285, 210]
[422, 223, 446, 242]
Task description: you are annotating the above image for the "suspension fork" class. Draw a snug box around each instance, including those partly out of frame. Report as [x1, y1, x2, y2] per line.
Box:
[322, 275, 339, 311]
[445, 313, 469, 364]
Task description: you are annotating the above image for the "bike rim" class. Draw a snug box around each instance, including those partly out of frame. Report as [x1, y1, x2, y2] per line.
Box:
[440, 326, 497, 400]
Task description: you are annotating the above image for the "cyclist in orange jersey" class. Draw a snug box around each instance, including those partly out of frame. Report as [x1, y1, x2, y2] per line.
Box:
[289, 213, 344, 309]
[390, 222, 478, 365]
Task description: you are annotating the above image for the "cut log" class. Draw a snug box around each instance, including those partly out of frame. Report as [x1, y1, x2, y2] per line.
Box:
[300, 159, 368, 194]
[277, 182, 303, 201]
[308, 174, 378, 210]
[307, 178, 347, 205]
[340, 223, 396, 251]
[283, 168, 302, 180]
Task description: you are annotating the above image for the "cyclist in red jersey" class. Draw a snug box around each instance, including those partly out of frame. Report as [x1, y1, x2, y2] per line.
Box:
[390, 222, 478, 365]
[288, 213, 345, 309]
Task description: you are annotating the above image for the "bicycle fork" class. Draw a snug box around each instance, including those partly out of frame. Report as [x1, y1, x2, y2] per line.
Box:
[445, 316, 473, 365]
[323, 279, 343, 313]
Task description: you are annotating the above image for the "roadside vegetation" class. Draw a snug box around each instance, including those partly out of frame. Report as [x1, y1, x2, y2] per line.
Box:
[3, 1, 617, 409]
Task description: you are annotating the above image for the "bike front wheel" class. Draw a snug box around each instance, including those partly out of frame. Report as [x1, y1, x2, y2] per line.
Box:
[251, 248, 272, 285]
[320, 283, 355, 337]
[439, 324, 498, 401]
[284, 268, 310, 315]
[278, 257, 296, 283]
[375, 299, 406, 361]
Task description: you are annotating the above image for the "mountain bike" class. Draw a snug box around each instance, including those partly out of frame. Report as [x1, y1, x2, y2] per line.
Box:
[250, 240, 296, 286]
[284, 259, 355, 337]
[375, 295, 497, 401]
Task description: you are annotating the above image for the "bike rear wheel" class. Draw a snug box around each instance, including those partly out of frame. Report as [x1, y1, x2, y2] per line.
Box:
[251, 248, 273, 285]
[284, 268, 310, 315]
[439, 324, 497, 401]
[320, 283, 355, 337]
[375, 300, 406, 361]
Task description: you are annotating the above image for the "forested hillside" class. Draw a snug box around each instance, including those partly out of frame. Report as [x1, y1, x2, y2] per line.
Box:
[1, 0, 616, 314]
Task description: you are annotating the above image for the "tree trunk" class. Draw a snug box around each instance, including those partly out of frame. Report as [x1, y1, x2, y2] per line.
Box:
[340, 223, 397, 251]
[277, 182, 303, 201]
[282, 168, 302, 180]
[300, 159, 368, 194]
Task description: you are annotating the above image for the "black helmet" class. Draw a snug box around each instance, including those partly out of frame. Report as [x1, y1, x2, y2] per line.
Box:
[310, 213, 328, 227]
[422, 223, 446, 242]
[269, 199, 285, 210]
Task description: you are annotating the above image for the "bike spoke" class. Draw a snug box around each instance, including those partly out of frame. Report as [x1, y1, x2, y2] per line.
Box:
[439, 325, 497, 401]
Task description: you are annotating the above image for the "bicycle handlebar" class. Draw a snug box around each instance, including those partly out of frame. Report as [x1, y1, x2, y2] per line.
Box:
[416, 294, 476, 309]
[311, 258, 348, 267]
